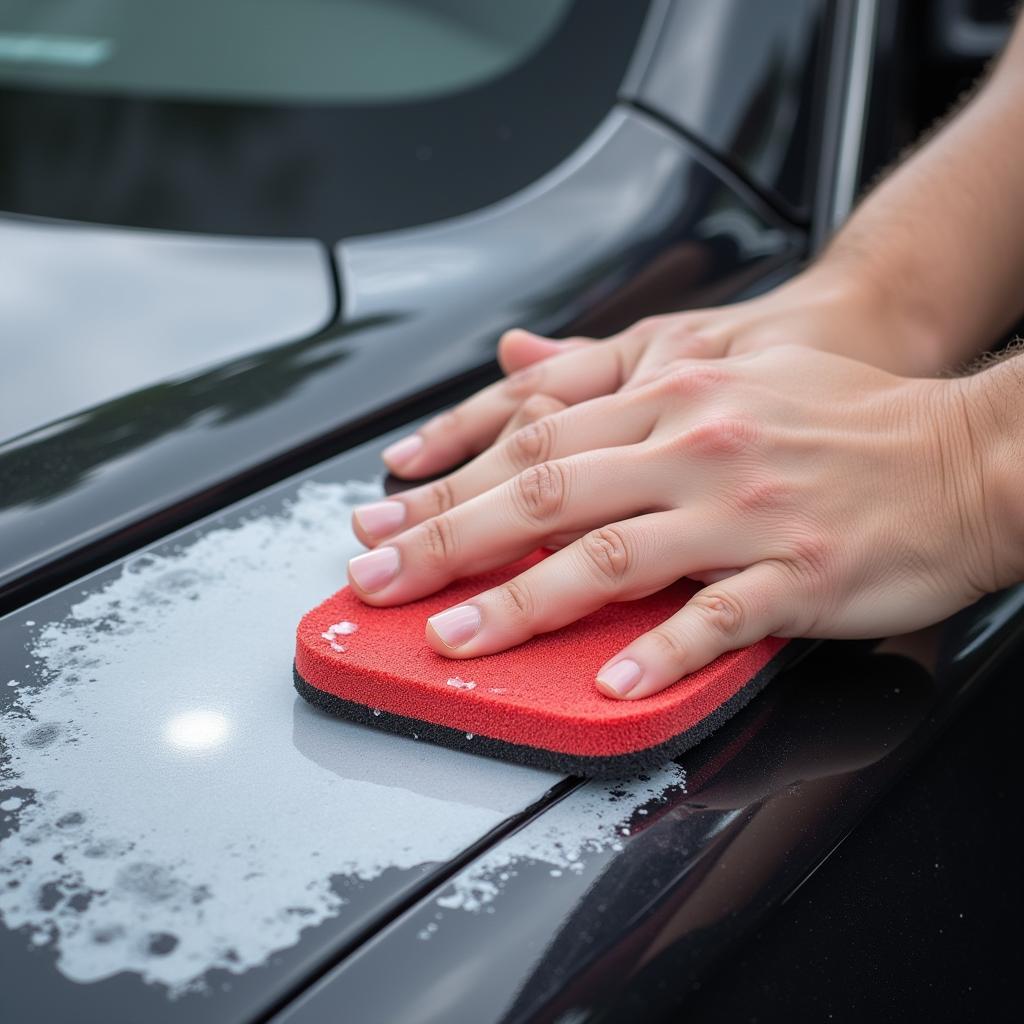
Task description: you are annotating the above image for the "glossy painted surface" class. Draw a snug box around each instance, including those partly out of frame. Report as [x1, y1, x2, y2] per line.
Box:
[0, 432, 565, 1024]
[274, 589, 1024, 1024]
[0, 217, 334, 439]
[621, 0, 829, 216]
[0, 106, 802, 611]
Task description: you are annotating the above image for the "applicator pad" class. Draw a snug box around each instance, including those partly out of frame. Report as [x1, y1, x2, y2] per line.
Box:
[294, 552, 792, 777]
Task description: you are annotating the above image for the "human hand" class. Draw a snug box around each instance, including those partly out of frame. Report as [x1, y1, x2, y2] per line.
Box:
[379, 266, 941, 481]
[349, 346, 1013, 699]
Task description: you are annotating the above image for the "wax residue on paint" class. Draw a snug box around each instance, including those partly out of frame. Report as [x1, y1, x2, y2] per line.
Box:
[0, 478, 559, 995]
[432, 766, 687, 914]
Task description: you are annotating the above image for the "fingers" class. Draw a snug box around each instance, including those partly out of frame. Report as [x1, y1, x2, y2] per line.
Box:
[423, 513, 691, 657]
[495, 393, 567, 444]
[347, 449, 663, 606]
[417, 511, 757, 659]
[381, 334, 633, 479]
[354, 391, 658, 546]
[595, 563, 788, 700]
[623, 323, 729, 391]
[497, 329, 590, 375]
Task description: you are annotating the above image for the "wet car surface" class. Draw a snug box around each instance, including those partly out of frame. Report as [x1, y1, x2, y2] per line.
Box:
[1, 2, 1021, 1021]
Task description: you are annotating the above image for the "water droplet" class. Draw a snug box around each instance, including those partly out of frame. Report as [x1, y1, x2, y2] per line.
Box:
[465, 733, 474, 740]
[371, 709, 381, 717]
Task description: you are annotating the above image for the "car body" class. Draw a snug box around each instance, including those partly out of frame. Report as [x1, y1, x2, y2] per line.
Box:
[0, 2, 1020, 1021]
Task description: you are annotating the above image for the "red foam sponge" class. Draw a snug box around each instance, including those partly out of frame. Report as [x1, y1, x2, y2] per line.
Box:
[294, 552, 792, 776]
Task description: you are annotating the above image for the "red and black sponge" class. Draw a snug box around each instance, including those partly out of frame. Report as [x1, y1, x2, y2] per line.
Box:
[294, 552, 794, 777]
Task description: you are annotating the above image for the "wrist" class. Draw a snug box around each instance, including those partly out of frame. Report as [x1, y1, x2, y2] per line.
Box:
[960, 357, 1024, 587]
[794, 258, 953, 377]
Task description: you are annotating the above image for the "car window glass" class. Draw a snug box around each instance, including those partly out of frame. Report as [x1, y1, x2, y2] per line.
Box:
[0, 0, 573, 103]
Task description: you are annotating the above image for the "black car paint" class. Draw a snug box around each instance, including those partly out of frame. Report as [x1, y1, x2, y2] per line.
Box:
[1, 1, 1020, 1021]
[0, 108, 802, 614]
[270, 587, 1024, 1024]
[0, 434, 565, 1024]
[621, 0, 830, 218]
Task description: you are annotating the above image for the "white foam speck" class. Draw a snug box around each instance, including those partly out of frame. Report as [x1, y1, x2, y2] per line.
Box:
[6, 679, 16, 687]
[0, 478, 556, 994]
[446, 677, 475, 691]
[488, 687, 508, 694]
[1, 797, 23, 812]
[432, 766, 686, 913]
[328, 622, 358, 636]
[329, 642, 346, 653]
[465, 733, 474, 740]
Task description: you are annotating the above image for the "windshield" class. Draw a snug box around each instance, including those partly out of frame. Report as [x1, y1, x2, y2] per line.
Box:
[0, 0, 573, 103]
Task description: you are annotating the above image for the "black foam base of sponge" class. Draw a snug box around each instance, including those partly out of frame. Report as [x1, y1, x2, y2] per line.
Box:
[294, 647, 801, 778]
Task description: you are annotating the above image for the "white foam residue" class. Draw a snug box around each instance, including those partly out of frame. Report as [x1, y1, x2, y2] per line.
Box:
[446, 676, 476, 690]
[0, 478, 556, 994]
[434, 766, 686, 913]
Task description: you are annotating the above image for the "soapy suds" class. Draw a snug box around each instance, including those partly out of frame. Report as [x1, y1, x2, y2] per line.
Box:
[0, 478, 559, 994]
[432, 766, 686, 913]
[446, 677, 476, 691]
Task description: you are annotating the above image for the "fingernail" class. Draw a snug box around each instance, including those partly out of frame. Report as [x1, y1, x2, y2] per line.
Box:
[353, 500, 406, 539]
[382, 434, 423, 469]
[428, 604, 482, 649]
[596, 659, 642, 698]
[348, 546, 400, 593]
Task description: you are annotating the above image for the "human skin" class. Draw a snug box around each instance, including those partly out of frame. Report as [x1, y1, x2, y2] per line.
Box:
[347, 346, 1024, 699]
[346, 19, 1024, 699]
[377, 14, 1024, 481]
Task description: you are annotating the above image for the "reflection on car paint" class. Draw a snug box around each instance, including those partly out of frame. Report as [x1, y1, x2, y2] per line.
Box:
[427, 765, 687, 918]
[0, 477, 564, 993]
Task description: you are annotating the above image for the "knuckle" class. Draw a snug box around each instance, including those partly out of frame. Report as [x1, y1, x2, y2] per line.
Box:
[507, 416, 556, 470]
[503, 364, 544, 400]
[670, 416, 759, 459]
[786, 531, 832, 581]
[495, 579, 535, 625]
[425, 477, 457, 518]
[651, 364, 730, 401]
[631, 314, 671, 337]
[513, 461, 568, 523]
[520, 393, 556, 421]
[646, 625, 691, 664]
[416, 515, 458, 571]
[579, 526, 633, 586]
[690, 589, 746, 639]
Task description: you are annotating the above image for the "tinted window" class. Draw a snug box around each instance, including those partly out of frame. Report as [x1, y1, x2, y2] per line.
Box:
[0, 0, 649, 240]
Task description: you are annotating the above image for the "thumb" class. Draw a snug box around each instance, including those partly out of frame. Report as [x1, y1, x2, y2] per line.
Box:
[498, 329, 591, 374]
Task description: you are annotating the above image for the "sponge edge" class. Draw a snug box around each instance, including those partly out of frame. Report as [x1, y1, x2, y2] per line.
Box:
[294, 553, 794, 777]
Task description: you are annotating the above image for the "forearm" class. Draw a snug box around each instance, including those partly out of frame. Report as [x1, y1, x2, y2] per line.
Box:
[814, 17, 1024, 372]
